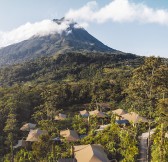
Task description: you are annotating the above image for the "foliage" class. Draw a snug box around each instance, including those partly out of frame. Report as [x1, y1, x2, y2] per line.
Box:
[0, 54, 167, 161]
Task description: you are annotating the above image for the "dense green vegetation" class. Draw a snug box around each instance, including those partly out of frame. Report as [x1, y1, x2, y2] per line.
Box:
[0, 52, 167, 162]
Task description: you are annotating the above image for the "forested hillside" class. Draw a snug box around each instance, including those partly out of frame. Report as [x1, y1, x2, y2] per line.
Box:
[0, 53, 167, 162]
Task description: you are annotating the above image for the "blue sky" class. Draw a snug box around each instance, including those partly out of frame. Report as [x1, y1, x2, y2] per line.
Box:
[0, 0, 168, 58]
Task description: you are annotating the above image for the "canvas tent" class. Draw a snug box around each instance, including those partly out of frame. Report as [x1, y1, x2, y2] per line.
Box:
[13, 140, 27, 149]
[112, 109, 127, 116]
[55, 113, 67, 121]
[89, 110, 106, 118]
[80, 110, 89, 117]
[60, 130, 79, 142]
[141, 129, 155, 139]
[20, 123, 36, 131]
[121, 112, 148, 124]
[26, 129, 47, 142]
[165, 133, 168, 138]
[74, 144, 110, 162]
[96, 124, 110, 131]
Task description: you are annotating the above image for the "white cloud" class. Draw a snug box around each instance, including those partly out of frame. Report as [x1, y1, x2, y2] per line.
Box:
[0, 19, 71, 48]
[74, 22, 89, 29]
[65, 0, 168, 25]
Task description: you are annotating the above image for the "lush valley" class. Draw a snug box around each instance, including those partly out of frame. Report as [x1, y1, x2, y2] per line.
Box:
[0, 51, 167, 161]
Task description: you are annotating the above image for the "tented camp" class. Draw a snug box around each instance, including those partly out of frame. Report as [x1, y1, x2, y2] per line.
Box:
[89, 110, 106, 118]
[26, 129, 47, 142]
[74, 144, 110, 162]
[121, 112, 148, 124]
[55, 113, 67, 121]
[79, 110, 89, 117]
[60, 129, 80, 142]
[20, 123, 36, 131]
[13, 140, 27, 149]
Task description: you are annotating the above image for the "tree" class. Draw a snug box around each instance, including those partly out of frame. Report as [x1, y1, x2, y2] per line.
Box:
[4, 113, 18, 162]
[119, 129, 138, 162]
[126, 56, 168, 161]
[151, 98, 168, 162]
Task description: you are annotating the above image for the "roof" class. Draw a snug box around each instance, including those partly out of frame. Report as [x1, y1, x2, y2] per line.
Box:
[60, 130, 80, 142]
[74, 144, 110, 162]
[13, 140, 27, 149]
[112, 109, 127, 116]
[96, 124, 110, 132]
[121, 112, 148, 124]
[141, 129, 155, 139]
[80, 110, 89, 117]
[20, 123, 36, 131]
[115, 120, 129, 125]
[55, 113, 67, 121]
[165, 133, 168, 138]
[26, 129, 47, 142]
[89, 110, 106, 118]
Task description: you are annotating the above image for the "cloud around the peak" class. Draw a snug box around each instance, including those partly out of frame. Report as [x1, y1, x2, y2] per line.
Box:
[0, 19, 71, 48]
[65, 0, 168, 25]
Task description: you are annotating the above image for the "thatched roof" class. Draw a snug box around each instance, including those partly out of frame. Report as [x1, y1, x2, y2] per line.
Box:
[60, 129, 79, 142]
[112, 109, 127, 116]
[55, 113, 67, 121]
[89, 110, 106, 118]
[26, 129, 47, 142]
[20, 123, 36, 131]
[121, 112, 148, 124]
[74, 144, 110, 162]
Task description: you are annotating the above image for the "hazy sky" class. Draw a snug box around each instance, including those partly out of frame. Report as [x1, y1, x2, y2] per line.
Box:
[0, 0, 168, 58]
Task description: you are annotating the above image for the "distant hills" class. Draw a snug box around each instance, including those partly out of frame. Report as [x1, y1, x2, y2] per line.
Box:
[0, 52, 142, 86]
[0, 18, 123, 67]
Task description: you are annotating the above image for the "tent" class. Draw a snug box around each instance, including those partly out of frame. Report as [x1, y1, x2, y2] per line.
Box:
[20, 123, 36, 131]
[13, 140, 27, 149]
[141, 129, 155, 139]
[95, 124, 110, 132]
[74, 144, 110, 162]
[60, 130, 80, 142]
[55, 113, 67, 121]
[80, 110, 89, 117]
[89, 110, 106, 118]
[112, 109, 127, 116]
[121, 112, 148, 124]
[26, 129, 47, 142]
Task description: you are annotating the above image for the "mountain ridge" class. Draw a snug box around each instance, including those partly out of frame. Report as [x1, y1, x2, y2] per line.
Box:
[0, 18, 119, 67]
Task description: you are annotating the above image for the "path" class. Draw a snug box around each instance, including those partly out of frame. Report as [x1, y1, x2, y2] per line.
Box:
[138, 137, 148, 162]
